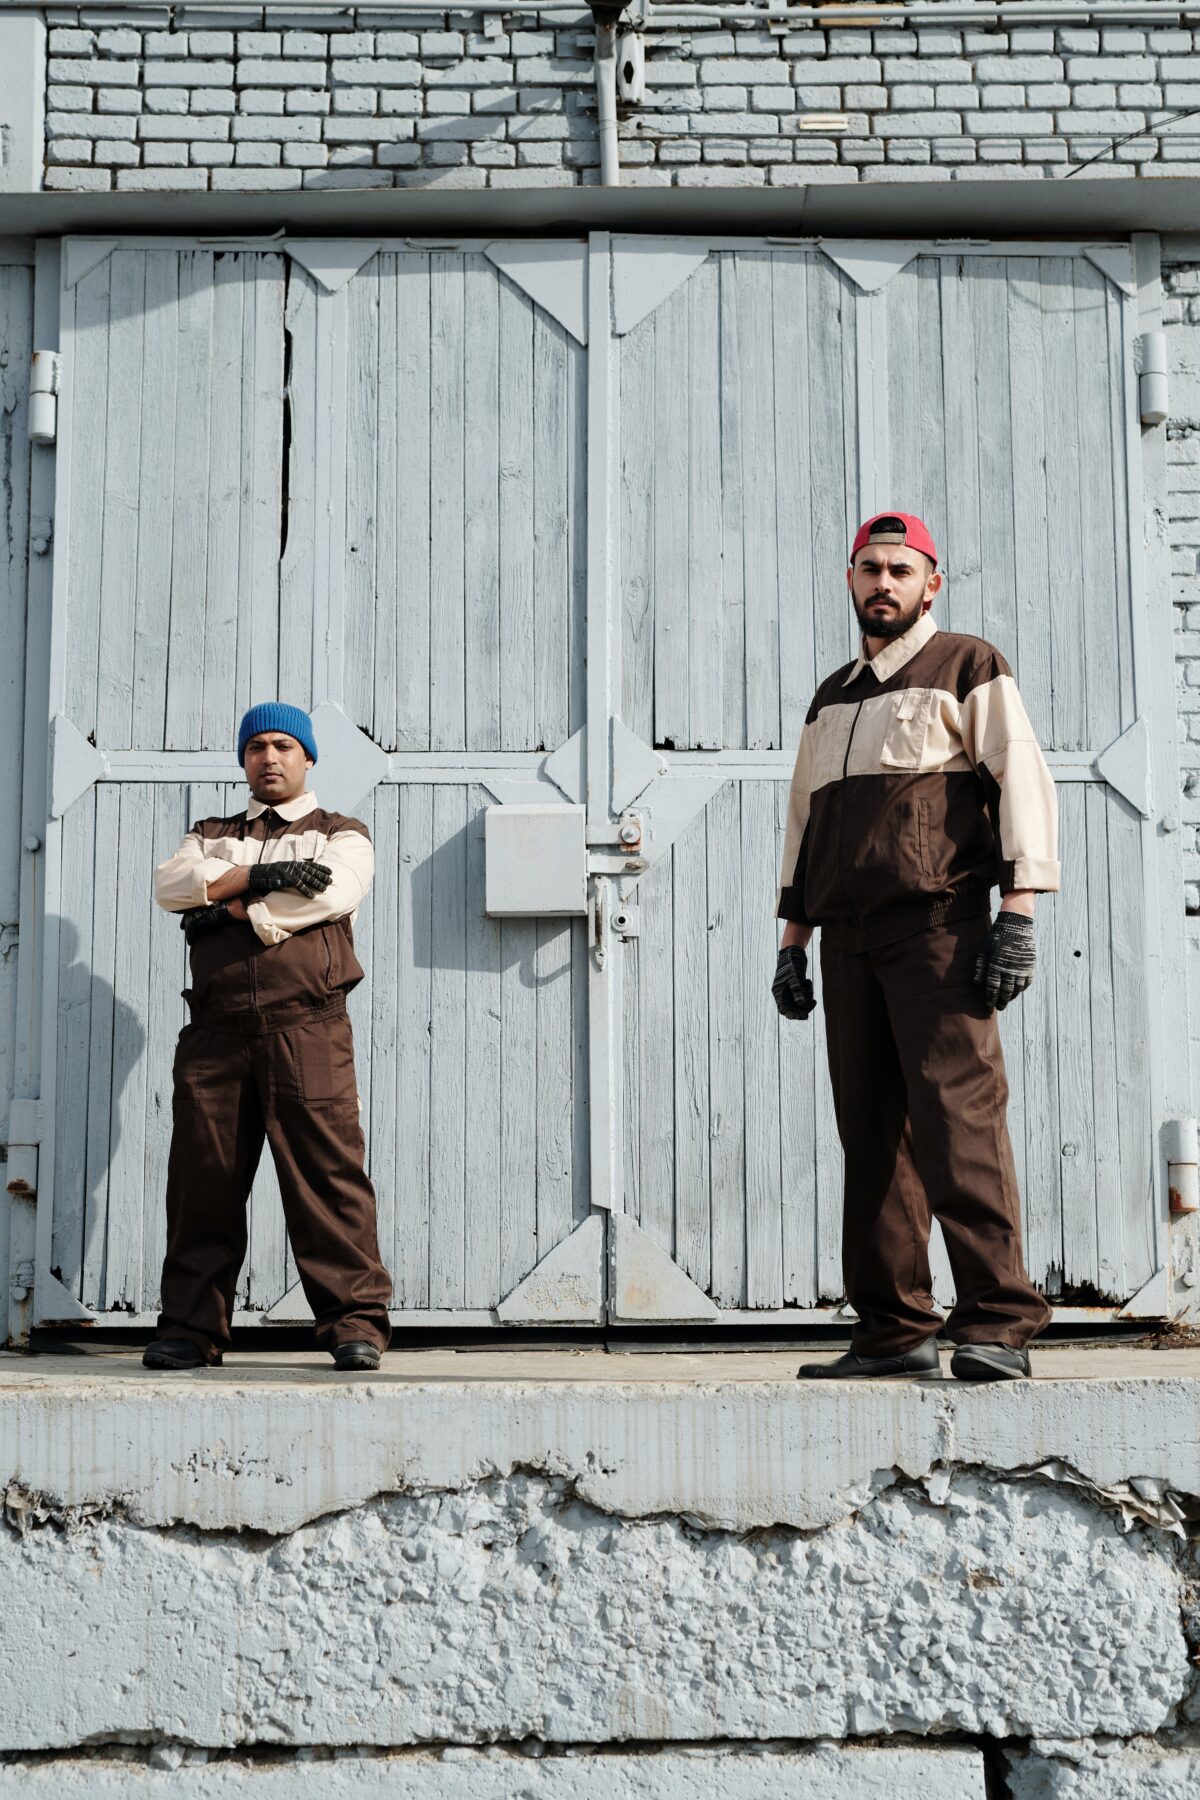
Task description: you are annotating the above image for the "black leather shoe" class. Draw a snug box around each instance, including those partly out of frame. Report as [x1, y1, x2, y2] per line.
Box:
[332, 1341, 382, 1372]
[797, 1340, 941, 1380]
[950, 1342, 1030, 1382]
[142, 1337, 217, 1370]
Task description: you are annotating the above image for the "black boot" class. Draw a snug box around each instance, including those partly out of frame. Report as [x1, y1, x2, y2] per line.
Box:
[331, 1341, 382, 1372]
[797, 1339, 941, 1380]
[950, 1342, 1030, 1382]
[142, 1337, 217, 1370]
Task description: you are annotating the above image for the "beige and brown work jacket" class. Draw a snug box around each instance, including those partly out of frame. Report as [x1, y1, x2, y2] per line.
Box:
[775, 611, 1060, 951]
[155, 791, 374, 1016]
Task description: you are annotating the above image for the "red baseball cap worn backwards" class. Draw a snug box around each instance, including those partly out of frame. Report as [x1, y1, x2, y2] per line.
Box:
[850, 511, 939, 568]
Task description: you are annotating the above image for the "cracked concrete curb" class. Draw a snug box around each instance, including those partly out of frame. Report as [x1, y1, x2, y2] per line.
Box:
[4, 1367, 1200, 1534]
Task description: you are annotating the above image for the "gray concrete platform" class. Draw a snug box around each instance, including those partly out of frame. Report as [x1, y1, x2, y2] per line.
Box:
[3, 1344, 1199, 1533]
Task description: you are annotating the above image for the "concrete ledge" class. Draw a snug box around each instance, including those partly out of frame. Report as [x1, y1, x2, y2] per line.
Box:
[1, 1350, 1198, 1756]
[0, 1745, 988, 1798]
[2, 1348, 1199, 1754]
[4, 1349, 1200, 1533]
[7, 179, 1200, 238]
[1006, 1739, 1200, 1798]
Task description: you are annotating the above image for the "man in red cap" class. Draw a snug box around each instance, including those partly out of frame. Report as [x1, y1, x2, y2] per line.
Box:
[773, 513, 1058, 1382]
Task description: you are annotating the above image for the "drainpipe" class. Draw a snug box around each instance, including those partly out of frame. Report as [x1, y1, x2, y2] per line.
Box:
[591, 3, 626, 189]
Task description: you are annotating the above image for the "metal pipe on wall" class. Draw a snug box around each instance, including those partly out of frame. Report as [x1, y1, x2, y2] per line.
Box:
[591, 3, 623, 186]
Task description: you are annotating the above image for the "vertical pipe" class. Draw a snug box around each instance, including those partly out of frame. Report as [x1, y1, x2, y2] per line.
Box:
[593, 13, 621, 189]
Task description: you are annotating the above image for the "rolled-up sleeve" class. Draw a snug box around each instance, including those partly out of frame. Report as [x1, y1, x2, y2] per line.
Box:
[775, 722, 816, 923]
[154, 832, 242, 913]
[959, 659, 1060, 895]
[245, 827, 375, 947]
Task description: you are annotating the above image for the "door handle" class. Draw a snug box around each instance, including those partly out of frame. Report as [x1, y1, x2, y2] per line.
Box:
[588, 881, 606, 970]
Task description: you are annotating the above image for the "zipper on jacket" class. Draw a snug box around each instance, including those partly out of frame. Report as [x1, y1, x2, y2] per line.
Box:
[837, 700, 865, 912]
[248, 816, 276, 1011]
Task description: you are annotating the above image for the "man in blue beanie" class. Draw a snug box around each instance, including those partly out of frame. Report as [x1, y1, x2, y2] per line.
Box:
[143, 702, 392, 1372]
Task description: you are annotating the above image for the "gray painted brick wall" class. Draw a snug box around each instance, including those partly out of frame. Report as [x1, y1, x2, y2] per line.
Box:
[37, 8, 1200, 191]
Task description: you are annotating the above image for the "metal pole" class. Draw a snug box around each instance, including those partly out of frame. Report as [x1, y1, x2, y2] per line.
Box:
[592, 8, 622, 190]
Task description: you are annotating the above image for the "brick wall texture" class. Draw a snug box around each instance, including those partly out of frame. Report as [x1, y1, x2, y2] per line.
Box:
[39, 8, 1200, 192]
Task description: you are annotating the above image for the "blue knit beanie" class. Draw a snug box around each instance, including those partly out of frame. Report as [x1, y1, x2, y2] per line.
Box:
[237, 702, 318, 767]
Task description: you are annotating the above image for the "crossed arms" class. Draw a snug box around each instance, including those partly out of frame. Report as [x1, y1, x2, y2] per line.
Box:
[154, 828, 375, 947]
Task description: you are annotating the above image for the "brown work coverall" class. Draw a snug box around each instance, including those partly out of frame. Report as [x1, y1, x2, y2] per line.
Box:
[154, 792, 392, 1360]
[776, 611, 1058, 1353]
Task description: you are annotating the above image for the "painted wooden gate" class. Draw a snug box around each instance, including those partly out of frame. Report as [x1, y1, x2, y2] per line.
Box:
[28, 233, 1183, 1330]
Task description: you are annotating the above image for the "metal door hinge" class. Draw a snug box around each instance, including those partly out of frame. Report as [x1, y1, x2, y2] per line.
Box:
[29, 351, 62, 445]
[1166, 1118, 1199, 1214]
[1137, 331, 1168, 426]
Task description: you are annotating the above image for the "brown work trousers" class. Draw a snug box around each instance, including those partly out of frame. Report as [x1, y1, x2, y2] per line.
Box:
[157, 995, 392, 1360]
[820, 913, 1051, 1355]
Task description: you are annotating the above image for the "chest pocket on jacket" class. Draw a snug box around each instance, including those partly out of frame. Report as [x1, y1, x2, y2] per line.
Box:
[812, 705, 856, 790]
[878, 687, 934, 771]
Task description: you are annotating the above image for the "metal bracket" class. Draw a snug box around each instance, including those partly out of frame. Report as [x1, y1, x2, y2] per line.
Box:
[484, 242, 589, 346]
[306, 701, 390, 816]
[616, 27, 645, 102]
[495, 1216, 605, 1323]
[610, 239, 709, 337]
[609, 1214, 719, 1322]
[285, 241, 381, 295]
[1093, 715, 1152, 818]
[263, 1280, 315, 1322]
[820, 239, 919, 293]
[1116, 1265, 1170, 1321]
[1084, 244, 1136, 296]
[49, 713, 107, 820]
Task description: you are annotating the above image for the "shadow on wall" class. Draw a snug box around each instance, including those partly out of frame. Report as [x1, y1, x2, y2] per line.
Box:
[408, 805, 577, 988]
[53, 916, 148, 1302]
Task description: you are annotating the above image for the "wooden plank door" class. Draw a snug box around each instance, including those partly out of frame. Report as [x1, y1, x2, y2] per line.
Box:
[611, 238, 1173, 1321]
[32, 238, 593, 1329]
[613, 245, 860, 1317]
[879, 247, 1167, 1308]
[272, 247, 591, 1322]
[35, 244, 288, 1326]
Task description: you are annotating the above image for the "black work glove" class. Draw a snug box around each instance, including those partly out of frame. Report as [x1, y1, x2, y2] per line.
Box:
[973, 912, 1036, 1011]
[772, 945, 816, 1021]
[247, 859, 333, 900]
[179, 904, 233, 946]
